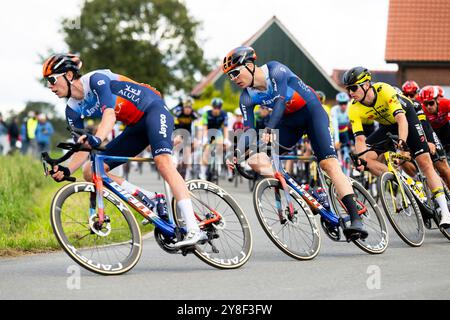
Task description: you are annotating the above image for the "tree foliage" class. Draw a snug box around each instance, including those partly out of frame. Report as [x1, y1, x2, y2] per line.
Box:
[61, 0, 210, 94]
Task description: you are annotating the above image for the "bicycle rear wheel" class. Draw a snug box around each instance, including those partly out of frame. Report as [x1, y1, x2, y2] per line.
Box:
[329, 178, 389, 254]
[253, 178, 321, 260]
[377, 172, 424, 247]
[173, 180, 253, 269]
[50, 182, 142, 275]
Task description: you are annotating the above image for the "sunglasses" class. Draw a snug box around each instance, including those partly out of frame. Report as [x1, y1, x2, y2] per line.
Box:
[346, 85, 360, 93]
[424, 100, 436, 107]
[45, 73, 65, 85]
[227, 66, 245, 80]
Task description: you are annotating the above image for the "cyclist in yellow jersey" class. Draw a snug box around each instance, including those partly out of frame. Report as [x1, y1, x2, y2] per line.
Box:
[345, 67, 450, 228]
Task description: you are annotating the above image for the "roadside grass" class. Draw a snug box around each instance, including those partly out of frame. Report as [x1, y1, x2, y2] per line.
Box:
[0, 154, 153, 257]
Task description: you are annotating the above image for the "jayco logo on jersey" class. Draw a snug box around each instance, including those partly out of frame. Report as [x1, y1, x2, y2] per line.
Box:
[159, 114, 168, 138]
[118, 85, 141, 103]
[262, 94, 281, 106]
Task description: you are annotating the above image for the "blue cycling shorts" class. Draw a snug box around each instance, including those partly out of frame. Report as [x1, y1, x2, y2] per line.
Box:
[102, 99, 174, 169]
[276, 99, 337, 162]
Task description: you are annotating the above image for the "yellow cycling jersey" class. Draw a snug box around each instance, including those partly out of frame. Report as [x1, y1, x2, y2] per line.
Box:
[348, 82, 406, 135]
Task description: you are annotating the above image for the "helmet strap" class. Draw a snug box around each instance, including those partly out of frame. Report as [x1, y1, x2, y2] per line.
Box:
[63, 75, 73, 99]
[245, 63, 256, 88]
[360, 82, 371, 104]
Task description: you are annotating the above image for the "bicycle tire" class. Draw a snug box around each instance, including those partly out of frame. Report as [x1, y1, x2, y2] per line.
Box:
[377, 172, 424, 247]
[173, 180, 253, 269]
[50, 182, 142, 275]
[329, 178, 389, 254]
[253, 178, 321, 260]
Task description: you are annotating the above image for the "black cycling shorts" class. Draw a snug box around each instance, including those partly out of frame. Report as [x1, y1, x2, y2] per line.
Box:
[366, 105, 429, 158]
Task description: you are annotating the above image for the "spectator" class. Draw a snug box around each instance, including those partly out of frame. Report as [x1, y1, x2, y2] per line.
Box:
[21, 111, 38, 156]
[35, 113, 54, 154]
[0, 113, 9, 155]
[8, 116, 20, 154]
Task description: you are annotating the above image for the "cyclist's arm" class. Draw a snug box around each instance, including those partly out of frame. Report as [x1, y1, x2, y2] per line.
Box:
[266, 67, 288, 129]
[349, 105, 366, 155]
[355, 134, 367, 156]
[414, 101, 434, 142]
[89, 73, 118, 142]
[240, 91, 256, 130]
[65, 107, 89, 174]
[394, 112, 408, 144]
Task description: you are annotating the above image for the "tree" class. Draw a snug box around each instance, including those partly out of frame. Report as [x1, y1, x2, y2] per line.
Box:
[61, 0, 210, 94]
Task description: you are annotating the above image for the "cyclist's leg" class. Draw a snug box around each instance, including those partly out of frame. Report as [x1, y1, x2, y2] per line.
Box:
[305, 101, 366, 234]
[247, 116, 303, 177]
[145, 100, 205, 243]
[82, 119, 149, 184]
[364, 126, 393, 176]
[406, 112, 450, 226]
[428, 131, 450, 188]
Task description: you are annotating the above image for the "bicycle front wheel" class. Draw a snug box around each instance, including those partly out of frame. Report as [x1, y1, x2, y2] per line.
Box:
[378, 172, 425, 247]
[173, 180, 253, 269]
[329, 178, 389, 254]
[253, 178, 321, 260]
[51, 182, 142, 275]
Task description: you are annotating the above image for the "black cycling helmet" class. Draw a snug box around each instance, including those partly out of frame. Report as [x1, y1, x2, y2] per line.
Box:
[222, 46, 257, 74]
[342, 67, 371, 86]
[43, 53, 83, 99]
[43, 53, 82, 78]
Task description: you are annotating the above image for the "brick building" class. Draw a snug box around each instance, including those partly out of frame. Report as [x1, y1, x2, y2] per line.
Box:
[385, 0, 450, 93]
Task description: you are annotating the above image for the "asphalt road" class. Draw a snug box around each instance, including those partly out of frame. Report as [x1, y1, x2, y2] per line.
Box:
[1, 165, 449, 300]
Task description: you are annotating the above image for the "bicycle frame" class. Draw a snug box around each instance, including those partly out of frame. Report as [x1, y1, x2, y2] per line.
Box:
[90, 153, 182, 238]
[275, 153, 346, 228]
[383, 151, 428, 207]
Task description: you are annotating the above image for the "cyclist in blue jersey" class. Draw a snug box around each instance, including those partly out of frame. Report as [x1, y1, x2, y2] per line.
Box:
[224, 46, 368, 239]
[42, 53, 206, 247]
[331, 92, 352, 175]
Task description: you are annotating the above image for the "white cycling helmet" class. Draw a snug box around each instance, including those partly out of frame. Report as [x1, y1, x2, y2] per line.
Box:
[234, 108, 242, 116]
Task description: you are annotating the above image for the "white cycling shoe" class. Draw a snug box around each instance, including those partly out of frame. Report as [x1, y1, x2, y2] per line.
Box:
[439, 212, 450, 228]
[174, 230, 208, 249]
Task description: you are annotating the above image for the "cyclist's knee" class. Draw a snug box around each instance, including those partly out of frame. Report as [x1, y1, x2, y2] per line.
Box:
[154, 154, 174, 172]
[319, 158, 340, 174]
[417, 154, 435, 173]
[82, 163, 93, 182]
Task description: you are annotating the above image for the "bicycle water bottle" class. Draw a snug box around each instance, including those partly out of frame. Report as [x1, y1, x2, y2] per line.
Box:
[133, 190, 156, 210]
[315, 187, 330, 210]
[154, 194, 169, 221]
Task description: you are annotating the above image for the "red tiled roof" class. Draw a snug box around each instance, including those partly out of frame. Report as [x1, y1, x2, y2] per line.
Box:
[386, 0, 450, 62]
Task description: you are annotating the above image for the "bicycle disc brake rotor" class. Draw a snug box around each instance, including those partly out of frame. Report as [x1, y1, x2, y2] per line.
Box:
[89, 215, 112, 237]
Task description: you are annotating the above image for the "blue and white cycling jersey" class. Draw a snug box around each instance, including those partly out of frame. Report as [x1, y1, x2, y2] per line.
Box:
[239, 61, 318, 130]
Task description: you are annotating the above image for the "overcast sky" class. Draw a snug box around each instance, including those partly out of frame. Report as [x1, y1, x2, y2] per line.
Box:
[0, 0, 395, 116]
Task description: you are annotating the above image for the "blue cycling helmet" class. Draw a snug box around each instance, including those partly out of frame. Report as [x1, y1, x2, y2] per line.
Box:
[336, 92, 350, 104]
[211, 98, 223, 108]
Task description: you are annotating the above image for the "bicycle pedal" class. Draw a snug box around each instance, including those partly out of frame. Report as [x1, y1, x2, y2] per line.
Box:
[181, 247, 195, 256]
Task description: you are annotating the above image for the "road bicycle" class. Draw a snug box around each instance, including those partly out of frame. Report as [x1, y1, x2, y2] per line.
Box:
[235, 143, 389, 260]
[353, 133, 450, 246]
[41, 129, 253, 275]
